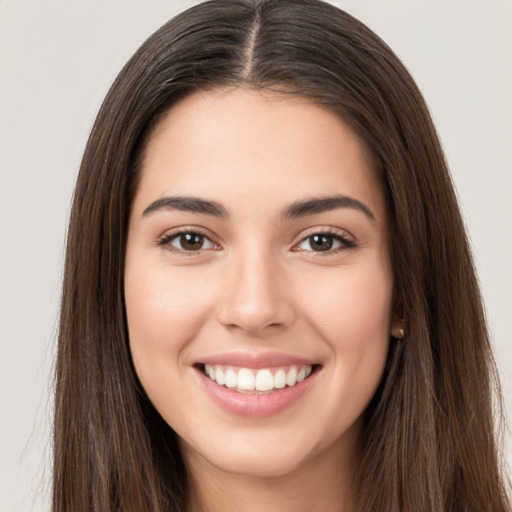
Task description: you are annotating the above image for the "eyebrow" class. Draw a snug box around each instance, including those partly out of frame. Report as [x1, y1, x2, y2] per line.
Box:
[142, 194, 375, 222]
[282, 195, 375, 222]
[142, 196, 228, 218]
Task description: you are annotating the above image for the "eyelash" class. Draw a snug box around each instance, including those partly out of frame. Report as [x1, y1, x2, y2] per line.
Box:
[157, 227, 356, 255]
[292, 228, 356, 254]
[157, 228, 219, 256]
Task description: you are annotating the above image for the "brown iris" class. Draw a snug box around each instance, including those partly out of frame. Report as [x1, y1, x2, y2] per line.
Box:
[179, 233, 204, 251]
[309, 234, 334, 252]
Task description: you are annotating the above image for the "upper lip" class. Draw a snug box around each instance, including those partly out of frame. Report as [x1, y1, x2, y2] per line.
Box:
[196, 351, 318, 369]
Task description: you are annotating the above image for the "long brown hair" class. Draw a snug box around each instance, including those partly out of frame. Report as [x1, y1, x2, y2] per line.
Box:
[53, 1, 510, 510]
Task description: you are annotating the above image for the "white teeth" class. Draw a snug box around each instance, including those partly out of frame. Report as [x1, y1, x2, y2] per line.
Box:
[225, 368, 237, 388]
[255, 369, 274, 391]
[274, 368, 286, 389]
[215, 366, 225, 386]
[286, 367, 297, 387]
[237, 368, 255, 390]
[203, 364, 313, 393]
[206, 365, 216, 380]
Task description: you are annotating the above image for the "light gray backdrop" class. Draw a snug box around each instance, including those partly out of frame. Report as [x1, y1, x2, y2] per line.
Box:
[1, 1, 511, 510]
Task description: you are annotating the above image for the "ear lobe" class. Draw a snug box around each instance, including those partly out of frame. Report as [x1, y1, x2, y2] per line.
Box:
[391, 318, 405, 339]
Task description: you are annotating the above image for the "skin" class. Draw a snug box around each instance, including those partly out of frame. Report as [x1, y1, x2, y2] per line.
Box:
[125, 88, 402, 512]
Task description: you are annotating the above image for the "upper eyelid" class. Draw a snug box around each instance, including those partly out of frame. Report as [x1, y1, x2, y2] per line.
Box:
[158, 226, 217, 243]
[291, 227, 356, 252]
[157, 229, 221, 257]
[293, 226, 354, 242]
[156, 225, 354, 249]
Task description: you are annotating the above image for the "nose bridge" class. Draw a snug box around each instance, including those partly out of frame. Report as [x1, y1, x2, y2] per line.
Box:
[217, 243, 294, 334]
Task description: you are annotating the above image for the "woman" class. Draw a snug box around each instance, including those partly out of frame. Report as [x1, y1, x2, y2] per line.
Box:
[53, 0, 510, 510]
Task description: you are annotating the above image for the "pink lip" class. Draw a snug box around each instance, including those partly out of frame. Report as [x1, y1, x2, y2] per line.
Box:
[197, 351, 316, 369]
[194, 359, 319, 418]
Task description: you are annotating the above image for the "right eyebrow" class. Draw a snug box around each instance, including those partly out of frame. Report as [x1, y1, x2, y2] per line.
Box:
[142, 196, 229, 218]
[282, 195, 375, 222]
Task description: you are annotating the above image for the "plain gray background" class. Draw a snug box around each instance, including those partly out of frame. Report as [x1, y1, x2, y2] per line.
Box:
[1, 1, 511, 510]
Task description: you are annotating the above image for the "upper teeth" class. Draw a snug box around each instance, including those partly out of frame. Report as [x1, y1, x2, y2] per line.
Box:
[204, 364, 313, 393]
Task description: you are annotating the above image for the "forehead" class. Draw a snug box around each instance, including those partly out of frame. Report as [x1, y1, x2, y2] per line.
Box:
[134, 87, 385, 223]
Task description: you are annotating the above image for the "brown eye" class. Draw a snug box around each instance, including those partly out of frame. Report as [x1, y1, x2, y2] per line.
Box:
[308, 234, 334, 252]
[295, 232, 355, 253]
[179, 233, 204, 250]
[165, 232, 216, 252]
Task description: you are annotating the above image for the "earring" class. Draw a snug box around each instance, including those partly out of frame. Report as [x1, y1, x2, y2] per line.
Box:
[392, 320, 405, 339]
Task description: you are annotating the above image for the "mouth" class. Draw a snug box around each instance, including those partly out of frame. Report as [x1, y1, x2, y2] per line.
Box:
[196, 363, 319, 394]
[193, 352, 321, 416]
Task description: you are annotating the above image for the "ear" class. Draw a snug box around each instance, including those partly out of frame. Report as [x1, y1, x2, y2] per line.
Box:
[391, 316, 405, 339]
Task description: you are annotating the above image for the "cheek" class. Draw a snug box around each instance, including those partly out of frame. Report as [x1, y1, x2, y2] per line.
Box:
[297, 259, 392, 396]
[124, 261, 215, 377]
[300, 262, 392, 428]
[300, 262, 392, 340]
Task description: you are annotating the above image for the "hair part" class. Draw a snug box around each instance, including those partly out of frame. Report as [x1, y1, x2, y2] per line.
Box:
[54, 1, 510, 511]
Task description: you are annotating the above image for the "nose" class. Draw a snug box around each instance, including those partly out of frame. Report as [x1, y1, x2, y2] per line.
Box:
[216, 248, 295, 336]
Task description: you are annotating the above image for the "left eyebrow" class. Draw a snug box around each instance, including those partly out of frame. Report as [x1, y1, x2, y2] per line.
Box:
[282, 195, 375, 222]
[142, 196, 228, 218]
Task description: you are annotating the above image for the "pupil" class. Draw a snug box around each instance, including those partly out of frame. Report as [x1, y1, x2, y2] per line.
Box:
[311, 234, 333, 251]
[181, 233, 203, 250]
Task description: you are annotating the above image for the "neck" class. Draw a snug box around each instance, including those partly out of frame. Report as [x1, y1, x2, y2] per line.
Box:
[184, 435, 360, 512]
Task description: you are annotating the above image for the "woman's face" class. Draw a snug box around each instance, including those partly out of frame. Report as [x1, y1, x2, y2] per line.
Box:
[125, 88, 399, 478]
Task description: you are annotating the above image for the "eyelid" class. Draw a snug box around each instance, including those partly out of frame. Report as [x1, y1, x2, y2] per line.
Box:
[291, 226, 356, 252]
[156, 225, 355, 255]
[157, 226, 222, 254]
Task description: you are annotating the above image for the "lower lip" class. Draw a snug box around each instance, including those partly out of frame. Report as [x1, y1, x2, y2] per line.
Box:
[195, 368, 317, 417]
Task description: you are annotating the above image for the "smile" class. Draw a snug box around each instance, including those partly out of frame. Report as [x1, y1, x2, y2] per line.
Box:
[203, 364, 313, 394]
[194, 352, 320, 416]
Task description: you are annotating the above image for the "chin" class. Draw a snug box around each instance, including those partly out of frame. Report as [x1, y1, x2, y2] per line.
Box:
[179, 417, 359, 481]
[189, 442, 312, 479]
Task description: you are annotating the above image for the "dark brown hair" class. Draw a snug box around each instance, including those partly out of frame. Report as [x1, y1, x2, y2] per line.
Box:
[53, 1, 510, 510]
